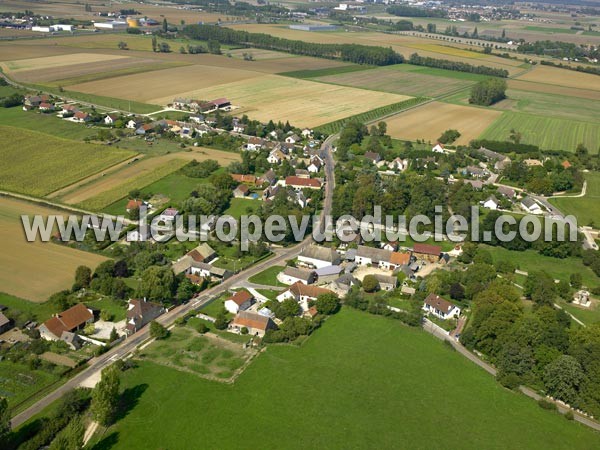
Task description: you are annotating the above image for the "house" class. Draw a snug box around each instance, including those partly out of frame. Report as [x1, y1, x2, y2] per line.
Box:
[230, 311, 275, 337]
[267, 149, 287, 165]
[412, 243, 442, 262]
[482, 195, 499, 210]
[233, 184, 250, 198]
[126, 199, 143, 212]
[276, 282, 335, 312]
[277, 267, 317, 285]
[261, 169, 277, 186]
[61, 104, 79, 115]
[562, 160, 572, 169]
[280, 142, 295, 154]
[298, 245, 341, 269]
[314, 265, 343, 283]
[307, 156, 323, 173]
[0, 313, 12, 334]
[355, 246, 409, 270]
[231, 174, 257, 185]
[38, 303, 94, 341]
[246, 137, 266, 151]
[497, 185, 516, 199]
[104, 113, 119, 125]
[173, 98, 191, 109]
[285, 176, 322, 190]
[211, 98, 231, 109]
[189, 114, 205, 124]
[364, 151, 382, 165]
[464, 165, 487, 178]
[285, 134, 300, 144]
[262, 184, 282, 202]
[388, 157, 409, 172]
[39, 102, 54, 112]
[136, 123, 154, 135]
[294, 191, 309, 208]
[186, 243, 217, 264]
[524, 158, 543, 167]
[126, 118, 143, 129]
[301, 128, 313, 138]
[181, 261, 232, 280]
[423, 293, 461, 320]
[172, 244, 217, 274]
[157, 207, 179, 222]
[381, 241, 398, 252]
[521, 197, 542, 214]
[294, 169, 310, 179]
[232, 118, 245, 133]
[373, 274, 397, 291]
[60, 331, 84, 350]
[125, 298, 165, 335]
[475, 146, 505, 162]
[224, 290, 254, 315]
[328, 274, 359, 296]
[73, 111, 91, 123]
[432, 143, 446, 153]
[463, 179, 483, 190]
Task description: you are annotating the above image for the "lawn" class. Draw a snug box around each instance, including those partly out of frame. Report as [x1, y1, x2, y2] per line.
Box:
[0, 292, 57, 322]
[480, 111, 600, 152]
[247, 265, 285, 286]
[0, 125, 134, 197]
[0, 361, 62, 410]
[198, 292, 230, 318]
[84, 297, 127, 322]
[550, 172, 600, 227]
[558, 300, 600, 326]
[483, 245, 600, 288]
[98, 309, 600, 449]
[223, 197, 261, 219]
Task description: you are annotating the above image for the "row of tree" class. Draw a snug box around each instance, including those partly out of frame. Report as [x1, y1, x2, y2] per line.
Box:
[408, 53, 509, 77]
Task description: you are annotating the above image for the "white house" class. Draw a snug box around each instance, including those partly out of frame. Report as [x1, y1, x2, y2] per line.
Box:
[482, 195, 499, 210]
[285, 134, 300, 144]
[307, 156, 323, 173]
[297, 245, 341, 269]
[267, 149, 286, 165]
[224, 290, 254, 315]
[432, 143, 446, 153]
[126, 118, 143, 129]
[157, 207, 179, 222]
[423, 293, 461, 320]
[301, 128, 313, 138]
[277, 267, 316, 285]
[520, 197, 542, 214]
[104, 114, 119, 125]
[388, 157, 409, 172]
[276, 282, 335, 312]
[246, 137, 266, 151]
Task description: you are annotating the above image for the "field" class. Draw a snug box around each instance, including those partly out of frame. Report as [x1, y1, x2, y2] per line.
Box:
[96, 309, 600, 449]
[515, 65, 600, 92]
[57, 148, 240, 209]
[0, 361, 62, 409]
[0, 53, 130, 73]
[550, 173, 600, 227]
[0, 197, 109, 301]
[479, 111, 600, 152]
[247, 265, 285, 286]
[313, 64, 482, 98]
[223, 197, 261, 219]
[0, 126, 135, 197]
[384, 101, 501, 145]
[505, 80, 600, 101]
[0, 107, 96, 141]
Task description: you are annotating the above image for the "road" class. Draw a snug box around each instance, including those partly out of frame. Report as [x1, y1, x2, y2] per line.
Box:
[10, 132, 338, 428]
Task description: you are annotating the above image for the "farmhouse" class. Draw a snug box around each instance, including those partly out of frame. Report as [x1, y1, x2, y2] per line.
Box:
[126, 298, 165, 335]
[298, 245, 341, 269]
[373, 274, 398, 291]
[73, 111, 91, 123]
[104, 114, 120, 125]
[230, 311, 275, 337]
[482, 195, 499, 210]
[521, 197, 542, 214]
[276, 282, 335, 312]
[277, 267, 317, 285]
[355, 246, 410, 270]
[233, 184, 250, 198]
[285, 176, 322, 190]
[172, 243, 217, 275]
[423, 293, 461, 320]
[497, 185, 516, 199]
[224, 290, 254, 315]
[39, 303, 94, 342]
[412, 243, 442, 262]
[231, 174, 257, 185]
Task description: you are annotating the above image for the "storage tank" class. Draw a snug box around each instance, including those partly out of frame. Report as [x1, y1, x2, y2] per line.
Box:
[126, 17, 139, 28]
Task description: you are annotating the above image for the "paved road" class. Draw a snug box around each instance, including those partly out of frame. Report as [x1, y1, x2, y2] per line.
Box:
[10, 132, 337, 428]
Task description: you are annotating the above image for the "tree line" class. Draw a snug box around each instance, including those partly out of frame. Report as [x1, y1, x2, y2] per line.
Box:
[408, 53, 509, 77]
[469, 78, 507, 106]
[183, 24, 403, 65]
[387, 5, 447, 18]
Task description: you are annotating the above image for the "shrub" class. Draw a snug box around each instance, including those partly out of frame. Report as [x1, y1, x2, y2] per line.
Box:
[150, 321, 170, 339]
[564, 410, 575, 420]
[241, 327, 249, 335]
[538, 399, 557, 411]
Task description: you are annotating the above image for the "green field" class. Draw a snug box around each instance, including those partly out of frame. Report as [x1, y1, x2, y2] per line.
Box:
[279, 64, 375, 79]
[550, 172, 600, 227]
[0, 292, 56, 322]
[0, 106, 96, 140]
[96, 309, 600, 449]
[0, 125, 134, 197]
[483, 245, 600, 288]
[0, 361, 61, 409]
[524, 26, 577, 34]
[247, 265, 284, 286]
[480, 111, 600, 151]
[223, 197, 261, 219]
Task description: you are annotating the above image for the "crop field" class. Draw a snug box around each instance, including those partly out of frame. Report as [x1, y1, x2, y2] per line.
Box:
[96, 309, 600, 449]
[0, 197, 109, 301]
[479, 111, 600, 151]
[516, 65, 600, 91]
[151, 75, 412, 127]
[227, 48, 297, 60]
[507, 79, 600, 101]
[313, 64, 480, 98]
[384, 101, 501, 145]
[0, 126, 134, 197]
[550, 172, 600, 227]
[1, 53, 130, 73]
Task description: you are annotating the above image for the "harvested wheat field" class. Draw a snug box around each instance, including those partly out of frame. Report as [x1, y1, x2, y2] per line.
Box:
[384, 101, 502, 144]
[507, 79, 600, 101]
[59, 148, 240, 206]
[1, 53, 129, 73]
[150, 75, 412, 127]
[516, 65, 600, 91]
[227, 48, 297, 60]
[0, 43, 76, 62]
[0, 197, 109, 302]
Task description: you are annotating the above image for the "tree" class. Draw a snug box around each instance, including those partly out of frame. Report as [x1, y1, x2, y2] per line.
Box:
[544, 355, 586, 406]
[136, 266, 175, 302]
[469, 78, 507, 106]
[362, 274, 379, 293]
[151, 35, 157, 52]
[74, 265, 92, 290]
[176, 277, 196, 303]
[158, 42, 171, 53]
[509, 128, 522, 144]
[0, 397, 9, 446]
[315, 293, 340, 315]
[214, 312, 228, 330]
[91, 366, 120, 426]
[162, 18, 168, 33]
[109, 327, 119, 342]
[49, 415, 84, 450]
[278, 299, 300, 319]
[570, 273, 582, 289]
[117, 41, 128, 50]
[150, 321, 169, 339]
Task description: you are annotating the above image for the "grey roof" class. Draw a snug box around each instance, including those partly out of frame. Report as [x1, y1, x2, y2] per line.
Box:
[0, 313, 10, 328]
[485, 195, 499, 204]
[356, 245, 392, 263]
[335, 273, 358, 286]
[497, 186, 515, 198]
[374, 274, 397, 287]
[521, 197, 537, 208]
[476, 147, 505, 162]
[282, 267, 315, 282]
[344, 248, 357, 260]
[299, 245, 340, 263]
[314, 265, 343, 277]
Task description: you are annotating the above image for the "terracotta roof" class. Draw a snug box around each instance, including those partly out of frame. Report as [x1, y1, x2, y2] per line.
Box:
[307, 306, 318, 318]
[228, 290, 253, 306]
[562, 160, 572, 169]
[126, 199, 142, 210]
[231, 174, 257, 184]
[424, 293, 457, 314]
[232, 311, 272, 331]
[41, 303, 92, 338]
[413, 243, 441, 256]
[288, 282, 333, 299]
[74, 111, 89, 119]
[235, 184, 250, 194]
[390, 252, 410, 265]
[285, 176, 321, 188]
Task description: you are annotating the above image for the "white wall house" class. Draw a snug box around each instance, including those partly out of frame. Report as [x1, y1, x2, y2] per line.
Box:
[423, 293, 461, 320]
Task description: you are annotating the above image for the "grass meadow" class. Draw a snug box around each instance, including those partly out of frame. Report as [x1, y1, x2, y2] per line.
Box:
[247, 265, 285, 286]
[93, 309, 600, 449]
[550, 172, 600, 227]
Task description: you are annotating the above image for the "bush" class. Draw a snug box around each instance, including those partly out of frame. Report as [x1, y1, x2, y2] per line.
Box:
[240, 327, 248, 335]
[564, 410, 575, 420]
[150, 321, 170, 339]
[362, 275, 379, 293]
[497, 371, 521, 390]
[194, 322, 209, 334]
[538, 398, 557, 411]
[100, 310, 114, 321]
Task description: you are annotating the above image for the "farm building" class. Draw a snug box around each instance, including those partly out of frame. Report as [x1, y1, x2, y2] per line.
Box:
[39, 303, 94, 341]
[230, 311, 275, 337]
[298, 245, 341, 269]
[423, 294, 461, 320]
[277, 267, 317, 285]
[93, 21, 127, 30]
[224, 290, 254, 315]
[126, 298, 165, 335]
[285, 176, 322, 190]
[289, 24, 338, 31]
[276, 282, 335, 312]
[412, 243, 442, 262]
